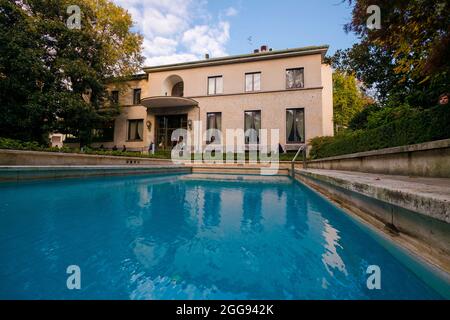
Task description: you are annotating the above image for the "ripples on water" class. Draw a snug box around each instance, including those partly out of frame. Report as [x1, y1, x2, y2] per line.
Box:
[0, 174, 446, 299]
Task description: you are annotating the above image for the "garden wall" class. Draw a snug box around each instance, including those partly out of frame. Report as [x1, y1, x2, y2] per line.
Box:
[306, 139, 450, 178]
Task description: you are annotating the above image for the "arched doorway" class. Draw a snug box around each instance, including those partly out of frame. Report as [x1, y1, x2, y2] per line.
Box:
[171, 81, 184, 97]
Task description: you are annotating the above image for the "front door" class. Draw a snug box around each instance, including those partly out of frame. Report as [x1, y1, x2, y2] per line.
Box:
[155, 114, 188, 150]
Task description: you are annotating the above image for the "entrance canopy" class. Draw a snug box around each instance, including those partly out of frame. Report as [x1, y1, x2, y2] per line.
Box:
[141, 96, 198, 109]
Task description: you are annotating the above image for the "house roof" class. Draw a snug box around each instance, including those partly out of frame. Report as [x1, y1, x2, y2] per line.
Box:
[143, 45, 329, 73]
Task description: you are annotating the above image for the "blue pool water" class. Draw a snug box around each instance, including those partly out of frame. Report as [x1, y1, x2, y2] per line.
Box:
[0, 173, 448, 299]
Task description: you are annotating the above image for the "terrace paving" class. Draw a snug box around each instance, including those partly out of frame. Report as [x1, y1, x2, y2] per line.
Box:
[297, 169, 450, 224]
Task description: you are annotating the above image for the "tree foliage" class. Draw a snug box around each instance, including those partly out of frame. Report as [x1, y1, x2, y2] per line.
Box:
[313, 0, 450, 157]
[332, 0, 449, 107]
[0, 0, 143, 144]
[332, 70, 372, 132]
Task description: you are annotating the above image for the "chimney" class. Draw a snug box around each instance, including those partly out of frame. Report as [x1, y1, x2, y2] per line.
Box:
[254, 49, 259, 53]
[205, 53, 210, 59]
[260, 45, 268, 52]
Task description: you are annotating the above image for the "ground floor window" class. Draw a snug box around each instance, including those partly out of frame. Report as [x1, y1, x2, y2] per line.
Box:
[244, 110, 261, 144]
[206, 112, 222, 143]
[286, 108, 305, 143]
[92, 121, 115, 142]
[155, 114, 187, 150]
[128, 119, 144, 141]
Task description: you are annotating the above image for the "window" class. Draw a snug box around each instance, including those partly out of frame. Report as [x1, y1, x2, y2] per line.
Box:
[286, 68, 304, 89]
[286, 108, 305, 143]
[245, 72, 261, 92]
[92, 121, 115, 142]
[244, 110, 261, 144]
[208, 76, 223, 95]
[127, 119, 144, 141]
[111, 90, 119, 104]
[206, 112, 222, 143]
[133, 89, 141, 105]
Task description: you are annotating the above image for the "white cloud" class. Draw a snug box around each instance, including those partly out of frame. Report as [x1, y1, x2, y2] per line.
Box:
[225, 7, 238, 17]
[145, 53, 199, 66]
[112, 0, 232, 66]
[182, 22, 230, 57]
[143, 37, 177, 56]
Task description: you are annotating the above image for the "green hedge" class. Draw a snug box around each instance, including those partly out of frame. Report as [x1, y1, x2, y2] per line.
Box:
[0, 137, 301, 161]
[0, 137, 71, 153]
[310, 106, 450, 159]
[0, 137, 171, 159]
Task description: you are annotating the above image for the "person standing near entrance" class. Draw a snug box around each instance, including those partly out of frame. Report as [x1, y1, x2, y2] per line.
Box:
[148, 142, 155, 155]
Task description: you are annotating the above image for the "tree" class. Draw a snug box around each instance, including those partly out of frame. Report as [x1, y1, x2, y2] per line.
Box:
[331, 44, 401, 103]
[334, 0, 450, 107]
[332, 70, 372, 133]
[0, 0, 143, 145]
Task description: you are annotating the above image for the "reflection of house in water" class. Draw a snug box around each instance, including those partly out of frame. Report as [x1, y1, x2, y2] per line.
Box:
[285, 190, 309, 238]
[321, 223, 348, 277]
[241, 188, 263, 232]
[203, 189, 221, 228]
[130, 180, 199, 272]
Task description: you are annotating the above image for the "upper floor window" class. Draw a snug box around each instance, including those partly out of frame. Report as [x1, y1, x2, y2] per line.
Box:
[133, 89, 141, 105]
[208, 76, 223, 95]
[245, 72, 261, 92]
[111, 90, 119, 104]
[286, 68, 304, 89]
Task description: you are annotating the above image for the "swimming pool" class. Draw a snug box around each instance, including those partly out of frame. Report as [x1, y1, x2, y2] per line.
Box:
[0, 173, 448, 299]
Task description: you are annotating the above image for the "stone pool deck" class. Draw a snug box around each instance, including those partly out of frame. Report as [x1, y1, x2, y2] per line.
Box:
[295, 168, 450, 273]
[296, 169, 450, 223]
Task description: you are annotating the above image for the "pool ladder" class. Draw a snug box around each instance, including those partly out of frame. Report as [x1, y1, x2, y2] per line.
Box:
[291, 144, 307, 178]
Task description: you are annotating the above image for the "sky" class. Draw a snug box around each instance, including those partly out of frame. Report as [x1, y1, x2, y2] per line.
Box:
[112, 0, 359, 66]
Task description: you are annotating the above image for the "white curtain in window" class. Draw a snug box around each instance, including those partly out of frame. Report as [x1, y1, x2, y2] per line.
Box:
[207, 113, 222, 142]
[137, 120, 143, 140]
[286, 110, 294, 142]
[208, 77, 215, 95]
[296, 110, 304, 142]
[286, 70, 294, 88]
[245, 111, 260, 144]
[253, 73, 261, 91]
[286, 69, 304, 89]
[216, 77, 223, 94]
[294, 69, 304, 88]
[245, 74, 253, 91]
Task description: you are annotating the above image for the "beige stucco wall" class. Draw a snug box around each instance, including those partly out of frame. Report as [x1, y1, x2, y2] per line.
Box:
[101, 50, 333, 151]
[320, 64, 334, 136]
[113, 105, 149, 150]
[108, 78, 148, 106]
[195, 89, 323, 147]
[147, 54, 323, 97]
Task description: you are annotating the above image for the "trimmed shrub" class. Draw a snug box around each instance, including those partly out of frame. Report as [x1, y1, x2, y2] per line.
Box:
[310, 105, 450, 159]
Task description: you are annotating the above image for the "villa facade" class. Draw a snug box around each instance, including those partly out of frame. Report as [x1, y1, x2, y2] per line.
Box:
[96, 45, 333, 152]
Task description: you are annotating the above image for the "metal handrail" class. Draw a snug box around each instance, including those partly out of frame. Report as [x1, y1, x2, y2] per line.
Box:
[291, 144, 306, 177]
